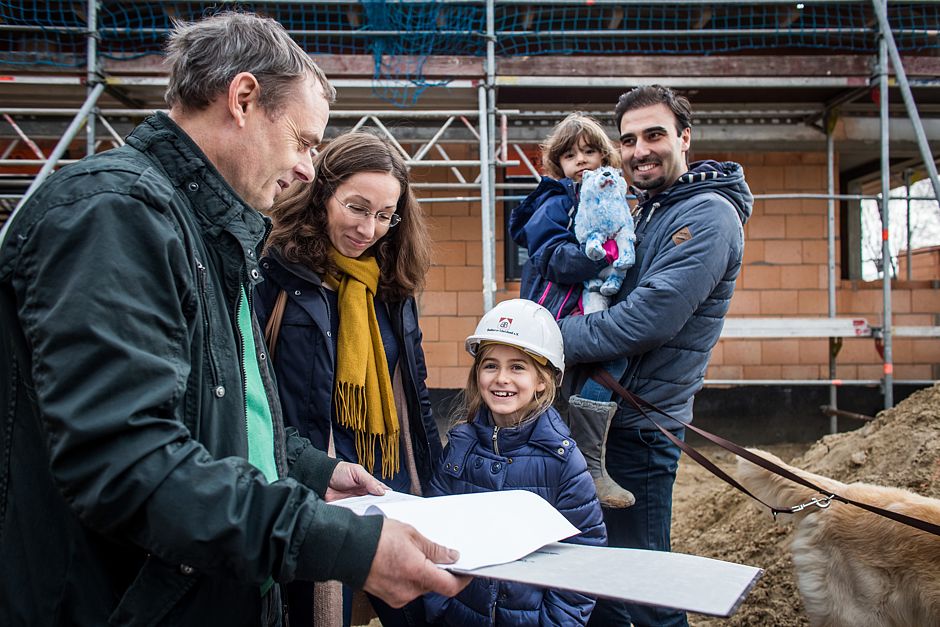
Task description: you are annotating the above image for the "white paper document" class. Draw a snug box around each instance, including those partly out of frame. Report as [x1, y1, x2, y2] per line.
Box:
[332, 489, 579, 571]
[459, 542, 763, 618]
[332, 490, 762, 616]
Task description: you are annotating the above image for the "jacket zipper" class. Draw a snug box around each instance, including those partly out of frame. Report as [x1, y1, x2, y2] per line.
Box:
[492, 425, 500, 456]
[194, 254, 221, 390]
[236, 275, 249, 459]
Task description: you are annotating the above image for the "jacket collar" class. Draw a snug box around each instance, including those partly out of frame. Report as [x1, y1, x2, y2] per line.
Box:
[467, 406, 573, 459]
[125, 112, 268, 247]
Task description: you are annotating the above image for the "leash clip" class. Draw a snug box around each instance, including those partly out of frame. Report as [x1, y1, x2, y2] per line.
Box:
[790, 494, 834, 513]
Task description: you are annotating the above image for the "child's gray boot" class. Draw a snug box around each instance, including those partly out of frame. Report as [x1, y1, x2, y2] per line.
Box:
[566, 395, 636, 508]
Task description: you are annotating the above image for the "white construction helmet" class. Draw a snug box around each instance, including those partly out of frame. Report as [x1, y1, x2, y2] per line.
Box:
[465, 299, 565, 381]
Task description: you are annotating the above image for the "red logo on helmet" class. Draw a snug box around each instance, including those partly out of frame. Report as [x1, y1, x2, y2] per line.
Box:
[498, 317, 513, 329]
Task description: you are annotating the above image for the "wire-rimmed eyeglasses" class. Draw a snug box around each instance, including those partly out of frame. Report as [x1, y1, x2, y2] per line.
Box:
[340, 201, 402, 228]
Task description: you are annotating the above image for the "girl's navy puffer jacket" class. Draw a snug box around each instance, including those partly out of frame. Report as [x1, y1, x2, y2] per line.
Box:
[424, 407, 606, 626]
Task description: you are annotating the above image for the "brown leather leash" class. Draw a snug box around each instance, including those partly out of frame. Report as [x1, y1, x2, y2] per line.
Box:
[592, 368, 940, 537]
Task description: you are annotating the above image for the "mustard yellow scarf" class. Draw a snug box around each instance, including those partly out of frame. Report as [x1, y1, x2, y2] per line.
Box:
[329, 248, 399, 478]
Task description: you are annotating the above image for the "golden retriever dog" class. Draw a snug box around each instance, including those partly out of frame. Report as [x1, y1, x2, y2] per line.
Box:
[736, 449, 940, 627]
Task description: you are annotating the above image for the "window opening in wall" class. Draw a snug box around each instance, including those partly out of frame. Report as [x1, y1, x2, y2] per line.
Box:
[503, 177, 537, 282]
[860, 178, 940, 281]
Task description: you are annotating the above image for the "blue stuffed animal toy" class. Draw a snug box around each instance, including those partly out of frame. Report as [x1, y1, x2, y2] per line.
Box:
[574, 166, 636, 314]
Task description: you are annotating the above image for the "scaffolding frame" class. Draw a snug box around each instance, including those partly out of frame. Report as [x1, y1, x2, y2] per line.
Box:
[1, 0, 939, 423]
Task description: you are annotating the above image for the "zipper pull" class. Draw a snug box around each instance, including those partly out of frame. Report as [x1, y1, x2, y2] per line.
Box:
[492, 425, 500, 456]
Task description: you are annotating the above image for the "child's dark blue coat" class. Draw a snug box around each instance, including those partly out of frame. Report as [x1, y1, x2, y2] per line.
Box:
[509, 176, 608, 319]
[424, 407, 607, 626]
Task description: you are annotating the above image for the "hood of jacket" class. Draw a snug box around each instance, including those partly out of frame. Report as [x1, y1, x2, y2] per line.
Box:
[637, 160, 753, 227]
[508, 176, 577, 248]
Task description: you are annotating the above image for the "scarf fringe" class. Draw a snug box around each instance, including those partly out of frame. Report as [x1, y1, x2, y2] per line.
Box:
[336, 382, 400, 479]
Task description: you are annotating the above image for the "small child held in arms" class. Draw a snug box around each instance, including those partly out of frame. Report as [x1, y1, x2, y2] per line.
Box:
[508, 112, 635, 508]
[423, 299, 606, 626]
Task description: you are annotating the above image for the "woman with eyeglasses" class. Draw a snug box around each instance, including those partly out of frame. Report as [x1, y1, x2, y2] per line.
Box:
[255, 131, 441, 627]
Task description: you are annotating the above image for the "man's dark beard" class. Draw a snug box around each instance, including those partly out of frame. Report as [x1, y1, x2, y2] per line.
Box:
[632, 175, 666, 191]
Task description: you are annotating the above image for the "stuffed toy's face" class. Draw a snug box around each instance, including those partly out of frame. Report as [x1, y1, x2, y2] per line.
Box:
[580, 166, 629, 203]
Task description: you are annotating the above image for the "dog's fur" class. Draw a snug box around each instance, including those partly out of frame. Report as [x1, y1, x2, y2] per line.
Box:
[736, 449, 940, 626]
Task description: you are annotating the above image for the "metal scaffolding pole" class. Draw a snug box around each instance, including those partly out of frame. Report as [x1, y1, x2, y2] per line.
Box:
[878, 4, 895, 409]
[871, 0, 940, 218]
[85, 0, 98, 158]
[478, 82, 495, 313]
[826, 116, 838, 433]
[0, 82, 107, 249]
[479, 0, 497, 312]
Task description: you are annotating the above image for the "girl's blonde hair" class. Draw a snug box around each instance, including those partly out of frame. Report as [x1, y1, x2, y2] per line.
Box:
[539, 112, 621, 180]
[450, 343, 558, 427]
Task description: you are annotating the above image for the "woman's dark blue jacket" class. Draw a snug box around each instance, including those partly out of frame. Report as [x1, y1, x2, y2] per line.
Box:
[424, 407, 606, 625]
[254, 248, 443, 488]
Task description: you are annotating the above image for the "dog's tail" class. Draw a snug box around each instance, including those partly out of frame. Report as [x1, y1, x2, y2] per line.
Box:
[736, 448, 847, 518]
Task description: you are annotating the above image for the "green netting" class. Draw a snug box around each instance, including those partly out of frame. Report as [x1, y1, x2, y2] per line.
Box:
[1, 2, 938, 103]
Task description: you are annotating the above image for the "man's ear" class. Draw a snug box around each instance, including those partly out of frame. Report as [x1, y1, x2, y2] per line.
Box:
[227, 72, 261, 128]
[679, 126, 691, 153]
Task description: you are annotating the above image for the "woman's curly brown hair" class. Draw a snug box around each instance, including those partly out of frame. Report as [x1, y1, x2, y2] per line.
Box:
[265, 131, 431, 301]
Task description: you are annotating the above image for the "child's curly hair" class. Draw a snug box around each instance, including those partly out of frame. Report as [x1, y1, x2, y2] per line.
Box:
[540, 112, 621, 180]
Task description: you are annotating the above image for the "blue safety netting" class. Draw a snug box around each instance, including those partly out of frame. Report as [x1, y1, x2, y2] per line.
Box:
[1, 2, 937, 104]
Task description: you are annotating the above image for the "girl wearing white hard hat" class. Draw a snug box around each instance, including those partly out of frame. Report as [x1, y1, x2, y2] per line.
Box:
[423, 299, 607, 626]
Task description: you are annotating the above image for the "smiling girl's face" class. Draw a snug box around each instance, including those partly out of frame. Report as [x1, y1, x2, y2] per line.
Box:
[477, 343, 547, 427]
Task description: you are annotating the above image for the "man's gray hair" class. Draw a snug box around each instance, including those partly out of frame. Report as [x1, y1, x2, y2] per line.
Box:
[164, 11, 335, 114]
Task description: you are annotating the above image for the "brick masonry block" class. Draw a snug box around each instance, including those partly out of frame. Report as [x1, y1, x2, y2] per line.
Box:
[723, 340, 762, 365]
[764, 240, 803, 265]
[457, 291, 485, 317]
[762, 198, 797, 215]
[425, 215, 452, 241]
[418, 291, 457, 316]
[834, 364, 859, 379]
[780, 264, 822, 289]
[766, 339, 801, 364]
[445, 266, 483, 291]
[428, 201, 472, 217]
[422, 340, 460, 367]
[759, 290, 796, 315]
[743, 165, 784, 191]
[894, 313, 937, 325]
[799, 340, 829, 364]
[782, 364, 822, 379]
[786, 215, 827, 239]
[419, 316, 439, 342]
[912, 339, 940, 364]
[434, 241, 467, 265]
[784, 165, 824, 190]
[911, 289, 940, 314]
[424, 367, 441, 389]
[746, 215, 787, 240]
[743, 241, 765, 266]
[450, 216, 483, 241]
[801, 240, 828, 264]
[439, 366, 470, 389]
[797, 289, 828, 314]
[465, 240, 483, 266]
[709, 342, 724, 365]
[743, 365, 783, 379]
[424, 266, 446, 291]
[741, 264, 782, 290]
[800, 199, 829, 215]
[439, 315, 478, 342]
[729, 290, 761, 315]
[895, 364, 934, 379]
[705, 364, 744, 379]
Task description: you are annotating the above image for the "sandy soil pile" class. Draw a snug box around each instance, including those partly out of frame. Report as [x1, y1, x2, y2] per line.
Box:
[671, 383, 940, 626]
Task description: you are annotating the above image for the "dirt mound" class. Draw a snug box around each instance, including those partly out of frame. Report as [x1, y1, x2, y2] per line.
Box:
[671, 383, 940, 626]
